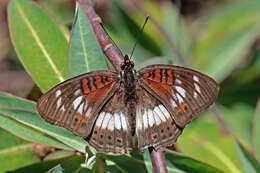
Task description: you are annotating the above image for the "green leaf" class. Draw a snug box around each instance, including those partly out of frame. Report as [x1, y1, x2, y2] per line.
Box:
[142, 149, 223, 173]
[161, 2, 190, 65]
[0, 142, 40, 172]
[0, 109, 89, 153]
[11, 156, 73, 173]
[165, 150, 223, 173]
[113, 1, 162, 56]
[143, 150, 153, 173]
[105, 155, 146, 173]
[234, 138, 260, 173]
[49, 165, 65, 173]
[8, 0, 69, 92]
[0, 115, 71, 150]
[68, 4, 107, 77]
[191, 0, 260, 82]
[238, 51, 260, 84]
[44, 150, 75, 161]
[107, 0, 160, 63]
[253, 98, 260, 161]
[0, 92, 93, 154]
[48, 156, 91, 173]
[177, 113, 242, 173]
[0, 91, 36, 110]
[219, 103, 254, 148]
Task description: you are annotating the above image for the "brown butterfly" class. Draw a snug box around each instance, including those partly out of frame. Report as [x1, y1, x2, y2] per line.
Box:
[37, 55, 219, 154]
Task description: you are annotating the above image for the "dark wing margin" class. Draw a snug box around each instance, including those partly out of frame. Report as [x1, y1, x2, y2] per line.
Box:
[137, 64, 219, 127]
[37, 71, 120, 138]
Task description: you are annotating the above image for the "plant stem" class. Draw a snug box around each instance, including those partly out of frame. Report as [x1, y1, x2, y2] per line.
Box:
[149, 148, 168, 173]
[77, 0, 168, 172]
[77, 0, 124, 72]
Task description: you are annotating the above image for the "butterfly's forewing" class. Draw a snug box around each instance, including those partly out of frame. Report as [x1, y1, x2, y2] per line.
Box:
[137, 64, 219, 127]
[136, 87, 182, 152]
[88, 87, 134, 154]
[37, 71, 120, 138]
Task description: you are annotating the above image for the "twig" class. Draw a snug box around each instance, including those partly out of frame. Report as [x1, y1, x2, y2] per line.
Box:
[77, 0, 168, 172]
[77, 0, 124, 72]
[149, 148, 168, 173]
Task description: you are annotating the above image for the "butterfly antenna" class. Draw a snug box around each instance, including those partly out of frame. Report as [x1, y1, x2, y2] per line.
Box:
[129, 15, 149, 59]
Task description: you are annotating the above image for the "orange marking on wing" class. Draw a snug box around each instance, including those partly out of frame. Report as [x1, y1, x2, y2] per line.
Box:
[151, 133, 158, 140]
[94, 76, 105, 88]
[81, 119, 87, 124]
[143, 72, 150, 78]
[82, 79, 90, 94]
[107, 77, 112, 82]
[167, 70, 173, 85]
[116, 137, 123, 143]
[153, 69, 161, 82]
[176, 103, 188, 115]
[73, 114, 83, 124]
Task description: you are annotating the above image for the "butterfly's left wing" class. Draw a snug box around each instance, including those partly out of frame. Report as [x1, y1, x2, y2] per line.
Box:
[136, 87, 183, 152]
[37, 71, 120, 138]
[137, 64, 219, 128]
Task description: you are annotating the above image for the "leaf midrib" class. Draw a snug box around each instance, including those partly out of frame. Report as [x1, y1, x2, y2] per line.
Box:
[16, 1, 65, 82]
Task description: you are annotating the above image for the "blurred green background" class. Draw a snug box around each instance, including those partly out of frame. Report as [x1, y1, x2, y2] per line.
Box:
[0, 0, 260, 172]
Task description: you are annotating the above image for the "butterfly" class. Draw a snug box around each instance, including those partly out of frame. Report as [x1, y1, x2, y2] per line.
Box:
[37, 55, 219, 154]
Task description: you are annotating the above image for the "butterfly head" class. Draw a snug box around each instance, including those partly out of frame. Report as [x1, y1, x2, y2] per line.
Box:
[120, 54, 134, 71]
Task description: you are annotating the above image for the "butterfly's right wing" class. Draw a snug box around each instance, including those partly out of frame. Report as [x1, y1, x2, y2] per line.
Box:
[137, 64, 219, 128]
[37, 71, 120, 138]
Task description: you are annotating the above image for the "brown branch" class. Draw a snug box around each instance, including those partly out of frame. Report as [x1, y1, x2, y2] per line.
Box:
[77, 0, 168, 172]
[149, 148, 168, 173]
[77, 0, 124, 72]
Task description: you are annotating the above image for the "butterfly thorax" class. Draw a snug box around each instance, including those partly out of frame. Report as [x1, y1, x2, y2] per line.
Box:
[120, 55, 137, 135]
[120, 55, 136, 99]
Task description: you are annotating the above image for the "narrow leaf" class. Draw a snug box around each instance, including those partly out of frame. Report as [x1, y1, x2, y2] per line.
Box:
[8, 0, 69, 92]
[0, 115, 71, 150]
[105, 155, 146, 173]
[142, 149, 223, 173]
[253, 98, 260, 161]
[191, 0, 260, 82]
[0, 109, 88, 153]
[0, 92, 94, 154]
[0, 143, 40, 172]
[234, 138, 260, 173]
[11, 157, 72, 173]
[177, 114, 243, 173]
[69, 3, 107, 77]
[161, 2, 190, 65]
[143, 150, 153, 173]
[48, 156, 91, 173]
[165, 150, 223, 173]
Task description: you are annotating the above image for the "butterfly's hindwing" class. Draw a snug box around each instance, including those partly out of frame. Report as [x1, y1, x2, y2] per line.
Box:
[89, 87, 134, 154]
[136, 87, 182, 152]
[137, 64, 219, 127]
[37, 71, 120, 138]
